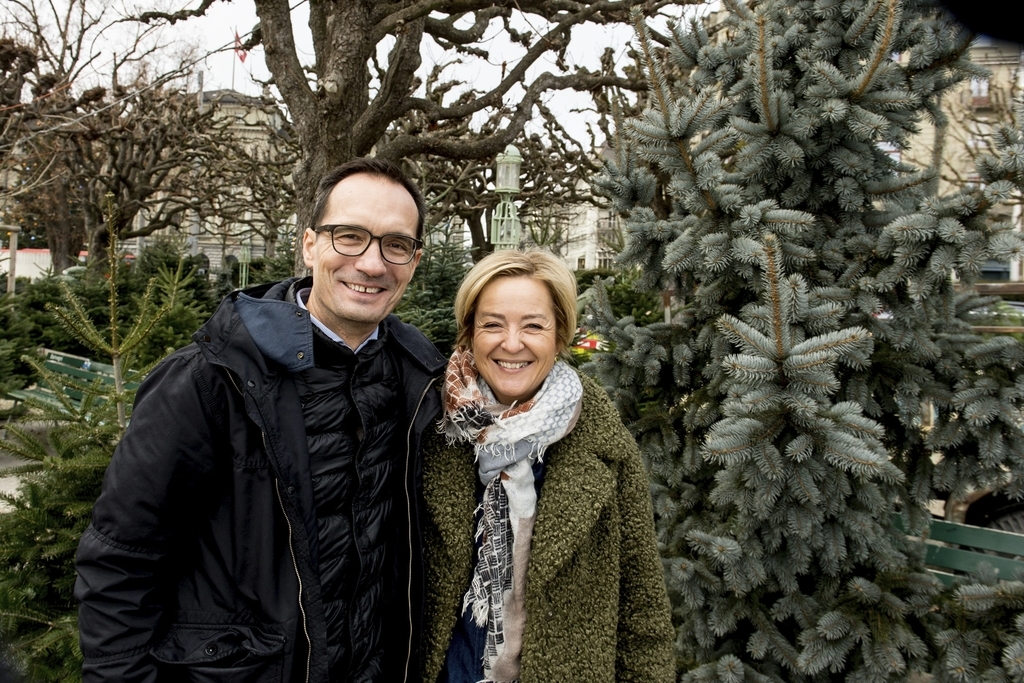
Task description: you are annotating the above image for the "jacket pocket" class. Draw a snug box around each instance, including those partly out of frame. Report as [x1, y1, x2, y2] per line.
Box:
[151, 624, 286, 683]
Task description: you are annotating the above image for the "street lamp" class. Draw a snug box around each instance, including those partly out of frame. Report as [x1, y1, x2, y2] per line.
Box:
[239, 239, 252, 289]
[2, 225, 21, 295]
[490, 144, 523, 251]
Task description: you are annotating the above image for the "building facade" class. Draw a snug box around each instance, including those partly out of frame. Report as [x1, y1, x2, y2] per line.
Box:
[901, 36, 1024, 281]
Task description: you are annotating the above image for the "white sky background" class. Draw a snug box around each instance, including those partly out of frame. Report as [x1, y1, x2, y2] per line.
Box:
[179, 0, 713, 145]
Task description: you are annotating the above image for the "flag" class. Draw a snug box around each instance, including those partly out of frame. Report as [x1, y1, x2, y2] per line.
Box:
[234, 31, 248, 63]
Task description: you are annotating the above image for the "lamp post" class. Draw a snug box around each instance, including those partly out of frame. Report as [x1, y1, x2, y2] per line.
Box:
[3, 225, 21, 295]
[489, 144, 523, 251]
[239, 239, 252, 289]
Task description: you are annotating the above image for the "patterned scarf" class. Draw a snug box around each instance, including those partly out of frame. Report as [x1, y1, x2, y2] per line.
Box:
[442, 347, 583, 681]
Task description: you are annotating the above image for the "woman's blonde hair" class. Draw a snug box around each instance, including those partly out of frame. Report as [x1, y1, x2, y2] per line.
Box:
[454, 250, 578, 355]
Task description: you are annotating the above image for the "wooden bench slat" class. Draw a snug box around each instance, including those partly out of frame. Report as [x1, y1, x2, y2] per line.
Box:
[7, 351, 142, 413]
[42, 360, 118, 384]
[7, 387, 73, 411]
[89, 361, 117, 375]
[894, 513, 1024, 581]
[928, 570, 957, 588]
[42, 348, 90, 369]
[927, 519, 1024, 556]
[925, 544, 1024, 579]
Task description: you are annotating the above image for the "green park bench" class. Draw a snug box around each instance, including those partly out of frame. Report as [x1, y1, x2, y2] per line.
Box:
[897, 515, 1024, 587]
[5, 348, 140, 413]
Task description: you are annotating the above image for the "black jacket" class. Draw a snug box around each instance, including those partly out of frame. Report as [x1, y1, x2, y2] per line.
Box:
[300, 327, 406, 678]
[74, 278, 446, 683]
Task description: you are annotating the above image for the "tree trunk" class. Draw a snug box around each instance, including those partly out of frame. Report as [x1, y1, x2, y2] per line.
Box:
[43, 178, 85, 273]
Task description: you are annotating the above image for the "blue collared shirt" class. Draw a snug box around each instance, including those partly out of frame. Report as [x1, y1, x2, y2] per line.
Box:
[296, 287, 379, 354]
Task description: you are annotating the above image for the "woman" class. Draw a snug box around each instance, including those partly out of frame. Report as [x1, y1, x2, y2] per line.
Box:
[421, 250, 674, 683]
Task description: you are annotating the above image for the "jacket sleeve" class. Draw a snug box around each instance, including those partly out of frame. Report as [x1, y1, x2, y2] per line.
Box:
[614, 434, 676, 682]
[74, 351, 227, 682]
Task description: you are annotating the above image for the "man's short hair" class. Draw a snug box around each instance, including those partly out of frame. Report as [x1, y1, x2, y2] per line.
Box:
[309, 158, 427, 239]
[453, 249, 579, 356]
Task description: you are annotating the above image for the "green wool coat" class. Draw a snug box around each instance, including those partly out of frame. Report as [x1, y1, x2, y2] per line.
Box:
[421, 371, 675, 683]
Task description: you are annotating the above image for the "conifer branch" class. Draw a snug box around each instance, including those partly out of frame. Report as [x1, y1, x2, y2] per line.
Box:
[755, 16, 777, 133]
[717, 317, 778, 359]
[611, 88, 627, 169]
[762, 235, 787, 360]
[632, 9, 673, 132]
[721, 0, 755, 22]
[101, 195, 129, 431]
[845, 0, 885, 45]
[790, 330, 874, 358]
[852, 0, 899, 99]
[46, 283, 114, 356]
[0, 609, 61, 629]
[631, 9, 719, 213]
[864, 172, 934, 197]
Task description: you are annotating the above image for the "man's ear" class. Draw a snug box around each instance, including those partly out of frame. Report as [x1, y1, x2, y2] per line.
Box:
[301, 229, 318, 268]
[407, 248, 423, 274]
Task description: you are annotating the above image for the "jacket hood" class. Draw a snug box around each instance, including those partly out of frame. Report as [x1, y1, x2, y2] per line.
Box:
[192, 278, 308, 375]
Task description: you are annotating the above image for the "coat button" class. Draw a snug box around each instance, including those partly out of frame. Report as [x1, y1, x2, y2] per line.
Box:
[202, 334, 211, 342]
[205, 644, 218, 656]
[247, 380, 255, 387]
[297, 352, 305, 360]
[288, 485, 296, 494]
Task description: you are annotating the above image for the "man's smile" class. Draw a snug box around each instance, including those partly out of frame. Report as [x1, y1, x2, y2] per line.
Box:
[344, 281, 384, 294]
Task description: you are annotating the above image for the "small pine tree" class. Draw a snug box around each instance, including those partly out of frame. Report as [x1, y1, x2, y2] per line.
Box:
[395, 218, 471, 354]
[0, 295, 35, 405]
[0, 339, 18, 399]
[577, 267, 665, 327]
[590, 2, 1024, 681]
[0, 197, 187, 681]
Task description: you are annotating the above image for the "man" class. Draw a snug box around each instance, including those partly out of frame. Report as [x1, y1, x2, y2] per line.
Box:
[75, 158, 446, 682]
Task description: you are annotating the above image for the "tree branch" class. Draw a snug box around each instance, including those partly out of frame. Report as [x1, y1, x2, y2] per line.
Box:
[253, 0, 316, 136]
[424, 8, 509, 45]
[353, 19, 425, 154]
[378, 71, 643, 160]
[134, 0, 222, 26]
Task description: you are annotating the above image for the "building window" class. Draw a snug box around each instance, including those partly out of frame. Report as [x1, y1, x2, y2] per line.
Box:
[577, 256, 586, 270]
[598, 253, 614, 270]
[970, 78, 991, 108]
[878, 141, 901, 163]
[981, 259, 1011, 282]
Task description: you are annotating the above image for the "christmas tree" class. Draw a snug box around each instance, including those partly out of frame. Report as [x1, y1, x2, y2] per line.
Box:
[395, 217, 471, 354]
[0, 202, 188, 681]
[590, 0, 1024, 680]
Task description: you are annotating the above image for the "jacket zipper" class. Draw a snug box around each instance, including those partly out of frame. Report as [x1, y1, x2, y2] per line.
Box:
[401, 376, 437, 683]
[226, 370, 312, 683]
[276, 477, 312, 683]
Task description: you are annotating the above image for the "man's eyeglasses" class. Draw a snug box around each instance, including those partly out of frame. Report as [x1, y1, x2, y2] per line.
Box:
[315, 225, 422, 265]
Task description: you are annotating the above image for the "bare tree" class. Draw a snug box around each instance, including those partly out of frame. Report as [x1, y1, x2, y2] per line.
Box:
[1, 37, 40, 190]
[134, 0, 705, 269]
[406, 92, 612, 260]
[2, 0, 297, 268]
[1, 34, 102, 252]
[191, 90, 298, 259]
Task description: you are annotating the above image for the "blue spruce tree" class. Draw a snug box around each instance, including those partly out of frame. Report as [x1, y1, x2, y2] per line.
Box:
[590, 1, 1024, 680]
